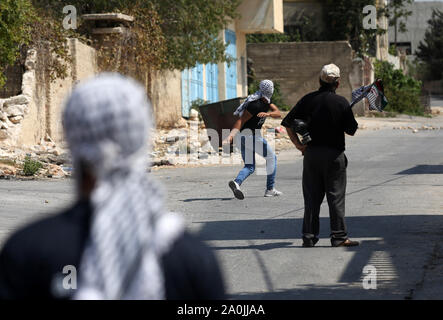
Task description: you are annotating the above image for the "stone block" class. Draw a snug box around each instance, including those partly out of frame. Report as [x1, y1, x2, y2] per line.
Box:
[9, 115, 24, 124]
[4, 95, 30, 107]
[5, 104, 27, 117]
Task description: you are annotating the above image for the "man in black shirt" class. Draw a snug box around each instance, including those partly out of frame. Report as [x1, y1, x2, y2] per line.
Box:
[224, 80, 282, 200]
[281, 64, 359, 248]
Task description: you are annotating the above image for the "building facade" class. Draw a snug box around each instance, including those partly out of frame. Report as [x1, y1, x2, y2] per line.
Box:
[388, 1, 443, 57]
[179, 0, 284, 118]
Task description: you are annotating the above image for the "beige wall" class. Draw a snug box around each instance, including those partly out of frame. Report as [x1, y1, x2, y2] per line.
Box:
[237, 0, 284, 33]
[247, 41, 355, 107]
[18, 39, 98, 147]
[150, 69, 185, 128]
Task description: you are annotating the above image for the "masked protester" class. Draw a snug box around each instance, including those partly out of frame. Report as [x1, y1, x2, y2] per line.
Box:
[0, 74, 225, 300]
[225, 80, 282, 200]
[281, 64, 359, 248]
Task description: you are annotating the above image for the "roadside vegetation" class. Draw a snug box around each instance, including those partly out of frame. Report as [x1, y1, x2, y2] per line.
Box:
[22, 155, 42, 176]
[0, 0, 241, 88]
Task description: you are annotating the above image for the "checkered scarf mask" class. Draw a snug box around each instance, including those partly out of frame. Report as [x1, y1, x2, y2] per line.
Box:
[234, 80, 274, 117]
[63, 73, 184, 300]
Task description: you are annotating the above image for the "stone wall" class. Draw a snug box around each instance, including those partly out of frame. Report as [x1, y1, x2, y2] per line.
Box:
[0, 49, 37, 144]
[247, 41, 356, 107]
[0, 39, 98, 148]
[150, 69, 187, 129]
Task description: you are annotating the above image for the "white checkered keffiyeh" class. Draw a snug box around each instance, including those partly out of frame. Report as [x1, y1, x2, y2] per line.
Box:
[63, 73, 184, 300]
[234, 79, 274, 117]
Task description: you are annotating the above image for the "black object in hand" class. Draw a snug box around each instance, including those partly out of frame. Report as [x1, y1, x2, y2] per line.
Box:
[292, 119, 312, 145]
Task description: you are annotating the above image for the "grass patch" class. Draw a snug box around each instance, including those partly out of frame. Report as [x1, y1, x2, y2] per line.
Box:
[23, 156, 42, 176]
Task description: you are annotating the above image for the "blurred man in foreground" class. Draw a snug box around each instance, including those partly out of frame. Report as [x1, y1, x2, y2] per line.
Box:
[0, 73, 225, 300]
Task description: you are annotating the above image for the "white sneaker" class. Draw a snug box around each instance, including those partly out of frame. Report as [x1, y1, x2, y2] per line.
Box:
[264, 188, 283, 197]
[229, 180, 245, 200]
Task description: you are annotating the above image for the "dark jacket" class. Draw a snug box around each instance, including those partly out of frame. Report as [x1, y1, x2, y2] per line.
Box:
[282, 86, 358, 152]
[0, 200, 225, 300]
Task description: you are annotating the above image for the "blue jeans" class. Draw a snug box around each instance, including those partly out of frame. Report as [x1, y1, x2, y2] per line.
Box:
[234, 134, 277, 190]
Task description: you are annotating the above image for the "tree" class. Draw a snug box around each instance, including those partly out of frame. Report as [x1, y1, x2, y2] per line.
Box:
[1, 0, 241, 88]
[383, 0, 413, 48]
[323, 0, 383, 57]
[0, 0, 35, 87]
[416, 9, 443, 81]
[154, 0, 240, 70]
[39, 0, 241, 70]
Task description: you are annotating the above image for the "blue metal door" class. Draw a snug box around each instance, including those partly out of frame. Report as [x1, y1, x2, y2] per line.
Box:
[225, 30, 237, 99]
[191, 64, 203, 103]
[206, 63, 219, 103]
[182, 64, 204, 117]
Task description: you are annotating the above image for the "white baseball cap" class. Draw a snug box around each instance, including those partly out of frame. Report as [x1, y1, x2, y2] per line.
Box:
[320, 64, 340, 84]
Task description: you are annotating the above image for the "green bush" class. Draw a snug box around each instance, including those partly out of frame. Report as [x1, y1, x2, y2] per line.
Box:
[374, 60, 424, 115]
[248, 80, 290, 111]
[23, 155, 42, 176]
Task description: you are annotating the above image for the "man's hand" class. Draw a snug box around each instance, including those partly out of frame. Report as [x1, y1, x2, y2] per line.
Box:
[296, 144, 307, 155]
[286, 127, 307, 156]
[257, 112, 269, 118]
[223, 135, 234, 145]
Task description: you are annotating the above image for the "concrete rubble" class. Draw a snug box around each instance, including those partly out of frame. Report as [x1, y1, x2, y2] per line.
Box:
[0, 49, 37, 145]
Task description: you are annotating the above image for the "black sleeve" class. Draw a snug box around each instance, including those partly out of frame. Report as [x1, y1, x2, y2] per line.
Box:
[281, 99, 305, 128]
[343, 102, 358, 136]
[161, 231, 226, 300]
[245, 101, 260, 116]
[0, 238, 29, 299]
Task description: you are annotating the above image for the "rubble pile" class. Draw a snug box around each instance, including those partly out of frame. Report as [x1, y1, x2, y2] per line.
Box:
[0, 137, 71, 179]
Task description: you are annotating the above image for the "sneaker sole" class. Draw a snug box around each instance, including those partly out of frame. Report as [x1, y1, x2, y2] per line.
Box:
[229, 181, 244, 200]
[264, 193, 282, 197]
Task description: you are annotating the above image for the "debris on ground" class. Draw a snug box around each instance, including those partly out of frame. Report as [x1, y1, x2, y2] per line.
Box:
[0, 111, 442, 177]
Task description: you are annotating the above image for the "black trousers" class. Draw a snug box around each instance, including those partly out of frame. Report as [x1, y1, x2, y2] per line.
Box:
[302, 145, 348, 245]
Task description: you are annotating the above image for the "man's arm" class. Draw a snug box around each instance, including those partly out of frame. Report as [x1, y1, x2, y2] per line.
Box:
[287, 127, 306, 155]
[0, 239, 29, 299]
[223, 111, 252, 144]
[281, 100, 307, 154]
[343, 104, 358, 136]
[257, 103, 281, 119]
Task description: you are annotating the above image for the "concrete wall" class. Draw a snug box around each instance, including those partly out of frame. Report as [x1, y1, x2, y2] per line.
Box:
[388, 1, 443, 56]
[247, 41, 355, 107]
[237, 0, 284, 33]
[150, 69, 187, 128]
[47, 39, 98, 144]
[0, 39, 98, 148]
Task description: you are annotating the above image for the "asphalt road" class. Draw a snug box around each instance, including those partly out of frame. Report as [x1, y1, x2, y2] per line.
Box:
[0, 118, 442, 299]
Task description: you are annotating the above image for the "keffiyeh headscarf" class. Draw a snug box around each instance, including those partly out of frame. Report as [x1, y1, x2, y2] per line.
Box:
[63, 73, 184, 300]
[234, 80, 274, 117]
